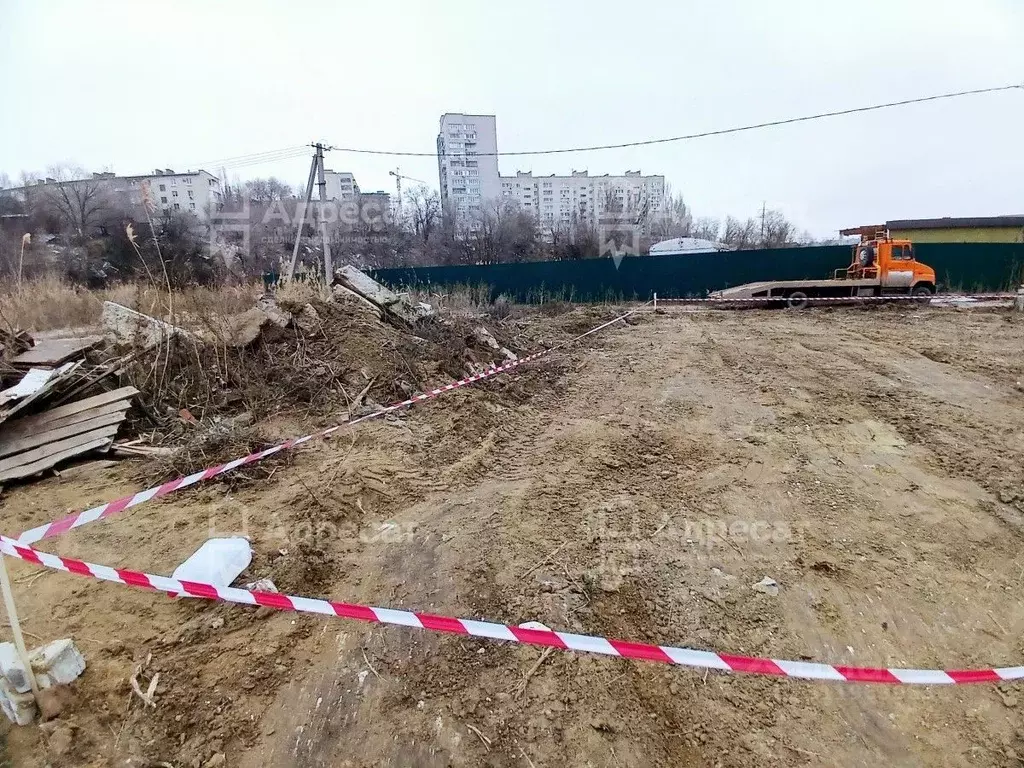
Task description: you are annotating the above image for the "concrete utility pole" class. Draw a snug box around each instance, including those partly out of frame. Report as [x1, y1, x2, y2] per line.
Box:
[287, 151, 319, 281]
[315, 142, 333, 286]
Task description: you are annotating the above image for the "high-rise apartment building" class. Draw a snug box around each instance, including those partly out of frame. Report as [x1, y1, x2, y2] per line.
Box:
[436, 113, 500, 230]
[500, 170, 665, 234]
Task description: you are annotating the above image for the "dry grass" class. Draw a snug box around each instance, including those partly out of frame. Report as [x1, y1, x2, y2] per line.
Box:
[0, 274, 263, 333]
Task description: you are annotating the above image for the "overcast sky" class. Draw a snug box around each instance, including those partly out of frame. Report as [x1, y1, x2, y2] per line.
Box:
[1, 0, 1021, 236]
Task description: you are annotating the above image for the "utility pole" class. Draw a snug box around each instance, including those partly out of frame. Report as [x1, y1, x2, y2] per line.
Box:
[287, 150, 318, 281]
[315, 142, 333, 286]
[760, 201, 767, 244]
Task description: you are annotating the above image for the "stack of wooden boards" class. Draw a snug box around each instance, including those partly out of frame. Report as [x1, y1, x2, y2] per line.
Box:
[0, 387, 138, 483]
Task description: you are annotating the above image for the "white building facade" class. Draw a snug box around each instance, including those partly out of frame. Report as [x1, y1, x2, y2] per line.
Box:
[500, 170, 665, 234]
[323, 171, 358, 201]
[123, 169, 223, 219]
[436, 113, 500, 230]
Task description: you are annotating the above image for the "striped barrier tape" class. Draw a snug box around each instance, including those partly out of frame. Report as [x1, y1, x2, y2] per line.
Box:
[17, 307, 646, 545]
[0, 532, 1018, 685]
[654, 292, 1017, 304]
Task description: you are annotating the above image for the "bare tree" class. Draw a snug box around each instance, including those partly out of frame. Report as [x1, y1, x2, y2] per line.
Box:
[650, 187, 692, 240]
[690, 216, 721, 242]
[40, 164, 117, 238]
[722, 216, 759, 249]
[760, 209, 796, 248]
[471, 199, 539, 263]
[244, 177, 293, 203]
[403, 185, 442, 243]
[0, 172, 10, 190]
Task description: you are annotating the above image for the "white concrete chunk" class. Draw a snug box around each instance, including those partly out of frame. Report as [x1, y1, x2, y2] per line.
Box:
[29, 639, 86, 686]
[0, 642, 31, 694]
[0, 678, 37, 725]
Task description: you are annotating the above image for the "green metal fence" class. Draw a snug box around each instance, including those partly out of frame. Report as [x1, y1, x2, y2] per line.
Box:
[370, 243, 1024, 303]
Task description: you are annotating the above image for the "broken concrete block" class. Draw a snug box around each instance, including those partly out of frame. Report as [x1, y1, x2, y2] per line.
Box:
[335, 266, 434, 325]
[0, 642, 31, 693]
[29, 639, 86, 686]
[474, 326, 501, 351]
[101, 301, 190, 350]
[295, 303, 321, 333]
[331, 283, 383, 319]
[255, 296, 293, 329]
[0, 678, 37, 725]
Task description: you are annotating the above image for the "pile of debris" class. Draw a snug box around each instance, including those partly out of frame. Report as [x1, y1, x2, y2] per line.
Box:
[0, 639, 86, 725]
[0, 326, 142, 485]
[0, 268, 526, 487]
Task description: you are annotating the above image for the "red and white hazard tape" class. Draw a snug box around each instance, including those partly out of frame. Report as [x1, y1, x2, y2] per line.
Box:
[654, 292, 1017, 304]
[17, 308, 645, 545]
[0, 533, 1017, 685]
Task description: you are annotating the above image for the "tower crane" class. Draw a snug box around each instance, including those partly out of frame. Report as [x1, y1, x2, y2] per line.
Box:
[388, 168, 428, 213]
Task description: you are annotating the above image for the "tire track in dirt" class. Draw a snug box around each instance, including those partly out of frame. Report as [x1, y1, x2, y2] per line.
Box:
[226, 308, 1024, 767]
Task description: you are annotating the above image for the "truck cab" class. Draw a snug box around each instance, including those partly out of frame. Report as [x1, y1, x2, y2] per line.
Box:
[841, 237, 936, 295]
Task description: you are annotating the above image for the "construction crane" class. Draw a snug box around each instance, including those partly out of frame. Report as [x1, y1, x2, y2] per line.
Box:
[388, 168, 428, 214]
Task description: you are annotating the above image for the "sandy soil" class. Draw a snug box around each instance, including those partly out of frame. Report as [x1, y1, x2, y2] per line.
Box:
[2, 305, 1024, 767]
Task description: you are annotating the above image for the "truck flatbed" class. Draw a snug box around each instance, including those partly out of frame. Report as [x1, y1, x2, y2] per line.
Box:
[712, 278, 880, 301]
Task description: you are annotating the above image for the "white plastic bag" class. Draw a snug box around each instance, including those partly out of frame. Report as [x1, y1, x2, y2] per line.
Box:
[172, 537, 252, 588]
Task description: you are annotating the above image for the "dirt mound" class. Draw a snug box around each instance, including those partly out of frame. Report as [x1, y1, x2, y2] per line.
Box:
[111, 297, 534, 477]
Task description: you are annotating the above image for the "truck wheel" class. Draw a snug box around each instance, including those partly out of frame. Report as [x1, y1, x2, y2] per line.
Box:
[912, 284, 934, 304]
[786, 291, 809, 309]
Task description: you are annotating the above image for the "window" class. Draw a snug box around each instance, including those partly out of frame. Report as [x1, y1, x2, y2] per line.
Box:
[892, 244, 913, 261]
[173, 203, 180, 210]
[160, 196, 167, 203]
[172, 191, 178, 198]
[185, 178, 192, 185]
[188, 190, 194, 199]
[159, 184, 166, 191]
[189, 203, 196, 210]
[170, 178, 177, 185]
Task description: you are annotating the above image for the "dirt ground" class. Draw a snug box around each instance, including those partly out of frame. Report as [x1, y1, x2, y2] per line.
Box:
[2, 304, 1024, 767]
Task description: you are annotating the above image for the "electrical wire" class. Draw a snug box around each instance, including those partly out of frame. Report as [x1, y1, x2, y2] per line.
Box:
[187, 145, 311, 170]
[216, 150, 311, 171]
[325, 84, 1024, 158]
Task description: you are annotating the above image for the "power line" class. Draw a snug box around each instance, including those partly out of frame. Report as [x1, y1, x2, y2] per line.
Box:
[217, 150, 311, 171]
[326, 84, 1023, 158]
[188, 145, 311, 170]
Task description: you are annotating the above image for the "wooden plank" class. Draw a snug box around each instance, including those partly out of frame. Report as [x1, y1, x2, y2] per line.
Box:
[18, 386, 138, 427]
[0, 425, 121, 475]
[0, 410, 128, 460]
[0, 437, 114, 483]
[11, 336, 103, 366]
[0, 361, 82, 428]
[2, 401, 130, 441]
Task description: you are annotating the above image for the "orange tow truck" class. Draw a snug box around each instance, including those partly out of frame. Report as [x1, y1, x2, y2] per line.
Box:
[711, 232, 936, 308]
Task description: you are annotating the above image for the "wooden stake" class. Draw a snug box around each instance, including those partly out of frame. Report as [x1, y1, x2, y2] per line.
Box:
[0, 556, 40, 698]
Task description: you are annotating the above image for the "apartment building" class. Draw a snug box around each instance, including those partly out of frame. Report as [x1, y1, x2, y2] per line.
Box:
[7, 169, 223, 222]
[500, 170, 665, 233]
[436, 113, 500, 230]
[323, 171, 358, 201]
[124, 169, 222, 218]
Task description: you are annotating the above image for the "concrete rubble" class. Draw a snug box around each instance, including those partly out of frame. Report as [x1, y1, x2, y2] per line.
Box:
[334, 266, 434, 325]
[101, 301, 191, 349]
[0, 638, 86, 725]
[473, 326, 518, 363]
